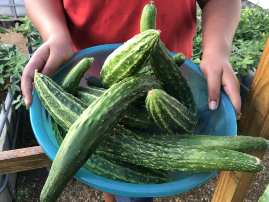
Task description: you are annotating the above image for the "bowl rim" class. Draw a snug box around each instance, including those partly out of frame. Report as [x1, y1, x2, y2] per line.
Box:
[30, 44, 236, 197]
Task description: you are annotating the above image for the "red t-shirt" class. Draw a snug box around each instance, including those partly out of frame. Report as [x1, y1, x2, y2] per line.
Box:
[63, 0, 197, 60]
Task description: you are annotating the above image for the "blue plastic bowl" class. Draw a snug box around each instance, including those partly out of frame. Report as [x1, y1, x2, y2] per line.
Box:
[30, 44, 237, 197]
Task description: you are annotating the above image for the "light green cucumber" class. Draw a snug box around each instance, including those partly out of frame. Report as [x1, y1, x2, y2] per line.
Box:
[61, 57, 94, 95]
[98, 126, 265, 173]
[146, 89, 198, 134]
[100, 29, 160, 88]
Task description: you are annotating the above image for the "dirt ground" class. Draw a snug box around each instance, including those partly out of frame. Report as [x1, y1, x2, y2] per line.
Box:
[1, 27, 269, 202]
[14, 151, 269, 202]
[0, 26, 28, 107]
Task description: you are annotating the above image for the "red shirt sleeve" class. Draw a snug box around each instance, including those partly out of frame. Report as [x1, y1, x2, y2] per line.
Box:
[63, 0, 197, 60]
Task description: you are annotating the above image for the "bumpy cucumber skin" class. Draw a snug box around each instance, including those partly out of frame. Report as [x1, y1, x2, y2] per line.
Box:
[98, 126, 265, 173]
[40, 74, 163, 202]
[61, 57, 94, 95]
[133, 130, 269, 153]
[140, 1, 157, 32]
[173, 53, 186, 67]
[34, 72, 85, 131]
[149, 41, 198, 115]
[51, 119, 171, 184]
[259, 183, 269, 202]
[146, 89, 198, 134]
[76, 86, 155, 129]
[86, 75, 104, 88]
[100, 29, 160, 88]
[140, 3, 197, 115]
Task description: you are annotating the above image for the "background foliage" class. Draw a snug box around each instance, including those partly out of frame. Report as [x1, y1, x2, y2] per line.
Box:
[192, 6, 268, 81]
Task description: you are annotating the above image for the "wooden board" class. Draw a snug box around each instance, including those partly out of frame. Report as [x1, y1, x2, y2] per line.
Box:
[0, 146, 52, 175]
[212, 35, 269, 202]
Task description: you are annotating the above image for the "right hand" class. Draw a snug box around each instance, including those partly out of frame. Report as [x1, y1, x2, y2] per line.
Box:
[21, 34, 74, 106]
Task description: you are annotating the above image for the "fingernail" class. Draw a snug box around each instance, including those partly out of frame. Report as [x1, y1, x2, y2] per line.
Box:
[24, 98, 28, 106]
[209, 101, 218, 110]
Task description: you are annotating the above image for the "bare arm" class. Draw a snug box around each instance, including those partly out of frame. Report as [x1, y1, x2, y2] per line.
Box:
[197, 0, 242, 115]
[22, 0, 74, 106]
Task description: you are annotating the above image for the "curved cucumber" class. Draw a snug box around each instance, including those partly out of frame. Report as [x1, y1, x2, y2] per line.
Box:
[61, 57, 94, 95]
[51, 119, 171, 184]
[140, 1, 157, 32]
[98, 126, 265, 173]
[100, 29, 160, 88]
[140, 2, 197, 115]
[34, 71, 85, 131]
[133, 130, 269, 153]
[76, 86, 155, 129]
[173, 53, 186, 67]
[146, 89, 198, 134]
[40, 74, 163, 202]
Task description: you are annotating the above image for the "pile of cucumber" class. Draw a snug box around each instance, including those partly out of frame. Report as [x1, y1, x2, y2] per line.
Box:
[34, 2, 268, 202]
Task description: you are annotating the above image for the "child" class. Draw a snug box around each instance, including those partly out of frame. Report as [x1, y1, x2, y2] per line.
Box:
[21, 0, 242, 201]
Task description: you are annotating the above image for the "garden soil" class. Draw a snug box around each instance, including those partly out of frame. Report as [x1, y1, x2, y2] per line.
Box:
[1, 28, 269, 202]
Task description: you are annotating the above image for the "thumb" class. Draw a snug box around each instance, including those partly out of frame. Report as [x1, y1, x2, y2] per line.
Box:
[205, 70, 222, 110]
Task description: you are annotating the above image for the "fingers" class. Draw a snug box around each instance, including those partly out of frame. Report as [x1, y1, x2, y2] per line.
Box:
[21, 45, 50, 106]
[204, 68, 222, 110]
[222, 67, 241, 116]
[41, 48, 69, 77]
[201, 61, 241, 116]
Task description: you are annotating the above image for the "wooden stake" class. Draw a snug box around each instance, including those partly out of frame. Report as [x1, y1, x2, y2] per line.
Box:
[212, 35, 269, 202]
[0, 146, 52, 175]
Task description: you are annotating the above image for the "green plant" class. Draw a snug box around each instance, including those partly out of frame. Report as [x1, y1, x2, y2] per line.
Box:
[14, 15, 43, 54]
[0, 43, 29, 109]
[17, 187, 29, 201]
[192, 6, 268, 81]
[0, 14, 10, 19]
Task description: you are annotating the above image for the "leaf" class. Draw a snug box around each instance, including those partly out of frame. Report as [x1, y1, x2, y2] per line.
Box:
[0, 77, 4, 84]
[8, 51, 13, 58]
[11, 84, 21, 95]
[0, 27, 9, 34]
[16, 51, 21, 57]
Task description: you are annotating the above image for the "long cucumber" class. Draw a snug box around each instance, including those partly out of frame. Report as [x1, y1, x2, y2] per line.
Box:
[38, 73, 163, 202]
[51, 118, 172, 184]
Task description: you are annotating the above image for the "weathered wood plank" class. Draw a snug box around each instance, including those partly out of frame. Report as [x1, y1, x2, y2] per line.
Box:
[0, 146, 52, 175]
[212, 35, 269, 202]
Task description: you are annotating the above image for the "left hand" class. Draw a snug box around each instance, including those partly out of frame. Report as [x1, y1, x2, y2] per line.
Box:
[199, 54, 241, 116]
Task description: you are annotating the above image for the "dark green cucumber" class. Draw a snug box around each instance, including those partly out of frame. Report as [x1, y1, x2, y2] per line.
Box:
[259, 183, 269, 202]
[133, 130, 269, 154]
[100, 29, 160, 88]
[173, 53, 186, 67]
[146, 89, 198, 134]
[61, 57, 94, 95]
[86, 75, 104, 88]
[51, 119, 171, 184]
[140, 3, 197, 115]
[76, 86, 155, 129]
[98, 126, 265, 173]
[149, 41, 197, 115]
[40, 74, 163, 202]
[34, 71, 86, 131]
[140, 1, 157, 32]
